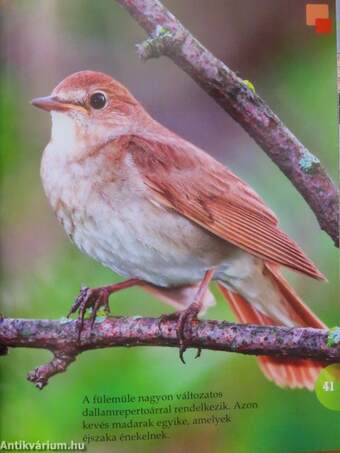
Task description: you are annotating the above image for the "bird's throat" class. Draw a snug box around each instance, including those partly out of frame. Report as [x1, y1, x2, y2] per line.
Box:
[50, 111, 79, 155]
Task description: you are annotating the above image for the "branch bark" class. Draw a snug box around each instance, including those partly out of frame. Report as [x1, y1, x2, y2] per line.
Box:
[116, 0, 339, 246]
[0, 316, 338, 389]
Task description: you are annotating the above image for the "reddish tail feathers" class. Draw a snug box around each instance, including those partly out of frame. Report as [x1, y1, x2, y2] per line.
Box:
[218, 263, 326, 390]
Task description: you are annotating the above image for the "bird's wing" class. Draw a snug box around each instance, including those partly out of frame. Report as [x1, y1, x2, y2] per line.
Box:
[118, 134, 324, 280]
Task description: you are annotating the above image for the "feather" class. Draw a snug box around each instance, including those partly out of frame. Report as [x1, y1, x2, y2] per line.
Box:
[218, 281, 324, 390]
[116, 134, 324, 281]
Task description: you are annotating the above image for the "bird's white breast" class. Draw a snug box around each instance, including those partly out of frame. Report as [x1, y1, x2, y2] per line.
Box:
[41, 113, 230, 286]
[40, 112, 289, 324]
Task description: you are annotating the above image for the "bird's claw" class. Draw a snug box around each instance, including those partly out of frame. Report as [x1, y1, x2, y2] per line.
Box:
[160, 303, 201, 364]
[67, 287, 89, 318]
[177, 303, 201, 364]
[67, 286, 110, 341]
[194, 347, 202, 359]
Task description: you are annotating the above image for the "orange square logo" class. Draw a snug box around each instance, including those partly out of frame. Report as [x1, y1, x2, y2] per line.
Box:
[306, 4, 329, 26]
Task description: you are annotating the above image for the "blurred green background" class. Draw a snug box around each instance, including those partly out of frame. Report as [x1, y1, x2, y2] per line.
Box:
[0, 1, 339, 452]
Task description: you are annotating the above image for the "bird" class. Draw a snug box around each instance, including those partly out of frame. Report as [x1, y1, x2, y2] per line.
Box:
[31, 70, 327, 390]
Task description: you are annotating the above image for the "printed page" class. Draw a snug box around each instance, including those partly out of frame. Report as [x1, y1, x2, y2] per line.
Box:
[0, 1, 339, 452]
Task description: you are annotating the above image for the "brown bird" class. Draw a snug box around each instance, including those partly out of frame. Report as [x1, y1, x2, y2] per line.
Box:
[32, 70, 326, 390]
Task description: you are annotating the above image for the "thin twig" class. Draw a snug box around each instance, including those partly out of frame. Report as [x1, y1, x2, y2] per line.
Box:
[0, 316, 338, 389]
[116, 0, 339, 245]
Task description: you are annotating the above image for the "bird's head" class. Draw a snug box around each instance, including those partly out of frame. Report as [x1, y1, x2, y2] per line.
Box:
[31, 71, 143, 147]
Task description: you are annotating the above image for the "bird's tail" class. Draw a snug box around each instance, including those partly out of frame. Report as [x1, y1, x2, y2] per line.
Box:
[218, 263, 326, 390]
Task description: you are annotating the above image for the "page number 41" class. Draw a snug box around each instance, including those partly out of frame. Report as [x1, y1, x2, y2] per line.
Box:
[323, 381, 335, 392]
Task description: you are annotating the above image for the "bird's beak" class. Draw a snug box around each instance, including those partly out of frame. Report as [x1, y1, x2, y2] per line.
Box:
[31, 95, 86, 113]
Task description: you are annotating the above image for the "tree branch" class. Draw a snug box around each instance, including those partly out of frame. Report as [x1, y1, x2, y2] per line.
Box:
[116, 0, 339, 246]
[0, 316, 339, 389]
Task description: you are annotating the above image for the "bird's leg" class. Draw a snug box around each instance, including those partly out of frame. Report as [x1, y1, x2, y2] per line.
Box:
[160, 269, 215, 364]
[67, 278, 142, 340]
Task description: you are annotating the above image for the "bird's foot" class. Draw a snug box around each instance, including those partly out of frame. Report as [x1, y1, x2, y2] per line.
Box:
[67, 278, 142, 341]
[160, 302, 201, 364]
[67, 286, 111, 341]
[177, 302, 202, 363]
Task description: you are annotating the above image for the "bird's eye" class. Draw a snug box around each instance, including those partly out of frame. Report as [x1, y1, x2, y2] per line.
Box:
[89, 92, 107, 109]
